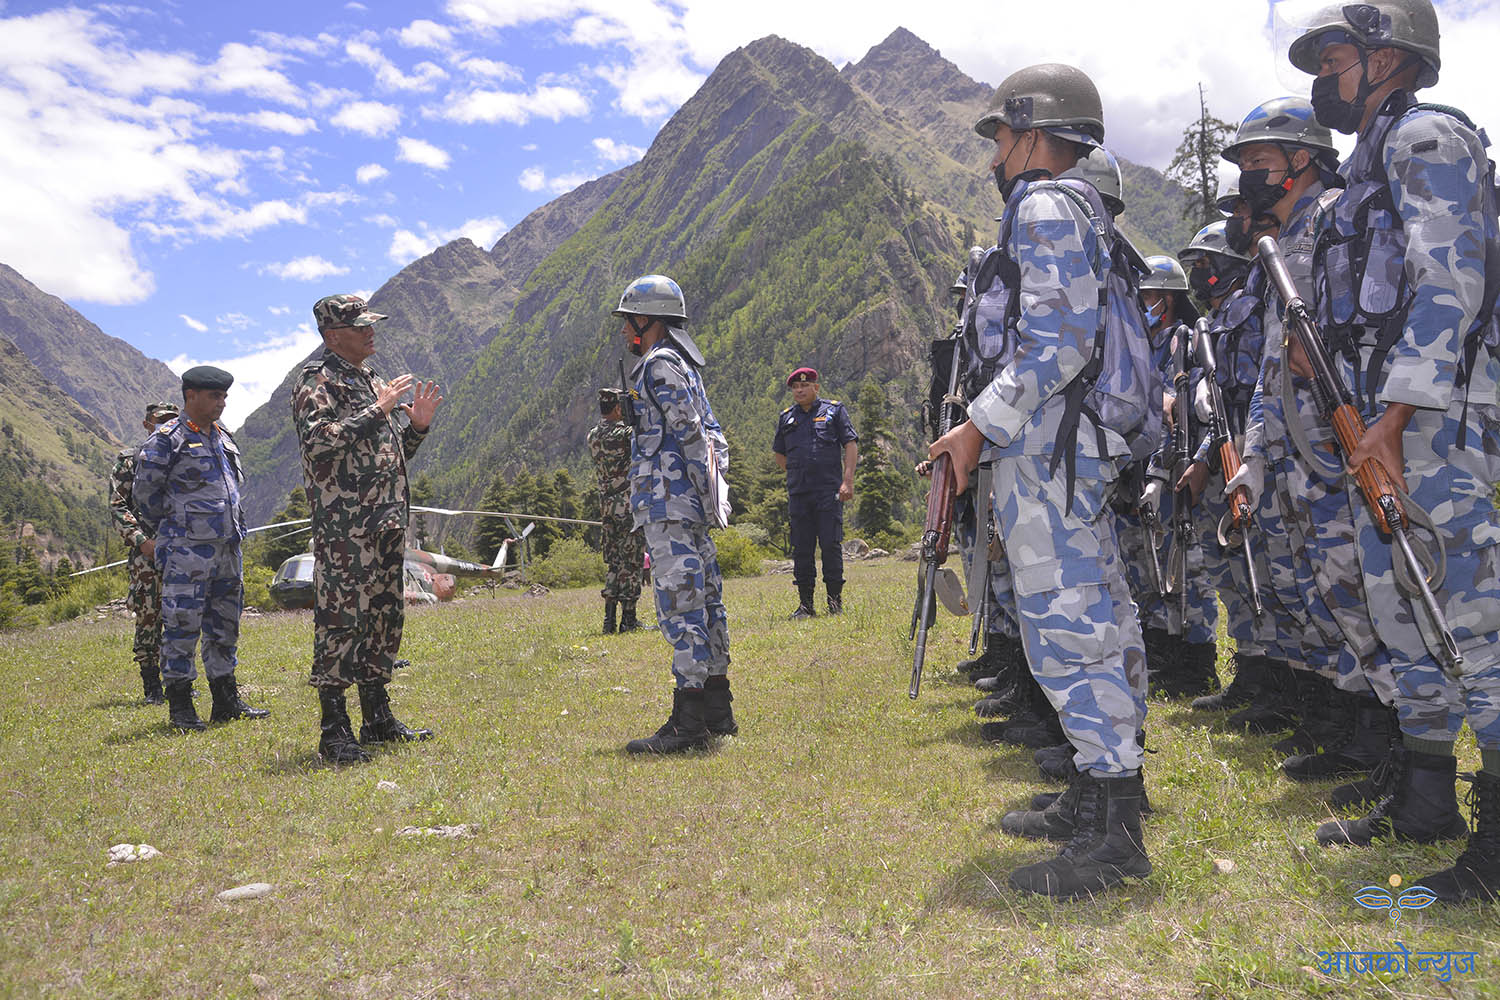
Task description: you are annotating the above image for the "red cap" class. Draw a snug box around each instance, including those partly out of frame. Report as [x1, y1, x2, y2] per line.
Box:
[787, 366, 818, 386]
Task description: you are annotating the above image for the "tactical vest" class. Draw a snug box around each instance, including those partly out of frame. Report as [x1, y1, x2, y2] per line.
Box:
[963, 175, 1161, 505]
[1209, 267, 1266, 435]
[1312, 91, 1500, 427]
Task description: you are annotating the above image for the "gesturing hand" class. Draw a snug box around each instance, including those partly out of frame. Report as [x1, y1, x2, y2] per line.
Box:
[377, 374, 415, 415]
[403, 380, 444, 431]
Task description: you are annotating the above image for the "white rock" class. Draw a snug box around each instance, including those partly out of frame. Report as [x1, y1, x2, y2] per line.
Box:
[397, 824, 474, 839]
[107, 843, 161, 866]
[1212, 858, 1237, 875]
[376, 780, 399, 792]
[216, 882, 273, 901]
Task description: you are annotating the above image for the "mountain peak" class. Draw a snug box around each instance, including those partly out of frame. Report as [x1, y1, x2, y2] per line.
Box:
[844, 27, 990, 109]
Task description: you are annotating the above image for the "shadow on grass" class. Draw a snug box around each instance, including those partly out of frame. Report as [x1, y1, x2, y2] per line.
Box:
[102, 722, 173, 745]
[89, 696, 151, 711]
[927, 842, 1159, 920]
[259, 749, 328, 775]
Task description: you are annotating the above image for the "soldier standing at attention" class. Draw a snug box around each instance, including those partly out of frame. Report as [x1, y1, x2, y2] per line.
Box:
[614, 274, 736, 754]
[293, 294, 442, 765]
[773, 367, 858, 618]
[110, 400, 179, 704]
[929, 64, 1151, 898]
[588, 388, 646, 634]
[1286, 0, 1500, 903]
[134, 367, 267, 732]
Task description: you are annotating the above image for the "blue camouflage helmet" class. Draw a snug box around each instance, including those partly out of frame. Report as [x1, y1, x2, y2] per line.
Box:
[1215, 170, 1242, 216]
[613, 274, 689, 323]
[1222, 95, 1339, 164]
[1139, 255, 1190, 292]
[1179, 220, 1251, 264]
[1075, 146, 1125, 217]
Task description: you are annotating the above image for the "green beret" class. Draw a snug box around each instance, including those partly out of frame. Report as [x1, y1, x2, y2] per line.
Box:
[181, 365, 234, 391]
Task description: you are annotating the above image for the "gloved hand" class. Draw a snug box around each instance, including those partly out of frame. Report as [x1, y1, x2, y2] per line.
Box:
[1140, 479, 1164, 516]
[1223, 454, 1266, 510]
[1194, 377, 1214, 424]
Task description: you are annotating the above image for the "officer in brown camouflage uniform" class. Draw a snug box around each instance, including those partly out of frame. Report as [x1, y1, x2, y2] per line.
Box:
[293, 294, 443, 765]
[109, 400, 179, 704]
[588, 388, 645, 633]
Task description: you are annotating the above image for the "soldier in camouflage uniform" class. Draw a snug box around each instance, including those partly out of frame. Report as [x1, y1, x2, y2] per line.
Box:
[1283, 0, 1500, 902]
[930, 65, 1151, 898]
[293, 294, 442, 765]
[613, 274, 736, 754]
[109, 400, 179, 704]
[134, 367, 267, 732]
[588, 387, 645, 633]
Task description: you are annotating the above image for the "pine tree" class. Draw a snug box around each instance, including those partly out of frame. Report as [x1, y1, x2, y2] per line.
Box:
[1166, 83, 1234, 232]
[552, 470, 580, 540]
[411, 474, 435, 550]
[474, 470, 513, 564]
[853, 378, 903, 540]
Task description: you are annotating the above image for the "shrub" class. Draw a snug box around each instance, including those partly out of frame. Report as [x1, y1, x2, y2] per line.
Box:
[530, 537, 606, 589]
[242, 562, 275, 612]
[712, 526, 768, 577]
[41, 570, 125, 626]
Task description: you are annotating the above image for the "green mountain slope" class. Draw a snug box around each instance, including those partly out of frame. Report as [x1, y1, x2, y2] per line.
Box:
[235, 28, 1193, 523]
[0, 263, 180, 444]
[0, 335, 121, 562]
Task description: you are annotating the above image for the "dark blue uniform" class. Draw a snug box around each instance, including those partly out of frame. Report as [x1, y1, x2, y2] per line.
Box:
[773, 398, 858, 595]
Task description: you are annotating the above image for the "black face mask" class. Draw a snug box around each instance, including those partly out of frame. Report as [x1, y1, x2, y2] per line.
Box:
[1224, 215, 1254, 255]
[1238, 164, 1301, 218]
[1311, 71, 1366, 134]
[1189, 266, 1219, 302]
[993, 134, 1042, 199]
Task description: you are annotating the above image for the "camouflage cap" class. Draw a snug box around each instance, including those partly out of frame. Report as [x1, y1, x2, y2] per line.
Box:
[598, 387, 624, 405]
[313, 293, 387, 333]
[145, 401, 179, 420]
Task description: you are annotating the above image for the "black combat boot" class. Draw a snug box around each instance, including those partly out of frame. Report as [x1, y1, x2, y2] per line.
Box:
[790, 585, 816, 620]
[1316, 746, 1469, 846]
[1329, 731, 1402, 808]
[208, 674, 270, 723]
[826, 585, 843, 615]
[979, 671, 1064, 749]
[974, 639, 1024, 717]
[618, 601, 642, 632]
[1415, 771, 1500, 903]
[1166, 640, 1220, 698]
[1192, 650, 1263, 712]
[1007, 772, 1151, 898]
[963, 633, 1008, 683]
[1228, 657, 1299, 733]
[317, 687, 370, 765]
[1142, 626, 1175, 694]
[603, 600, 618, 634]
[165, 680, 205, 732]
[140, 663, 165, 705]
[357, 682, 433, 744]
[704, 675, 737, 736]
[1035, 742, 1079, 783]
[1273, 671, 1339, 756]
[1003, 771, 1087, 842]
[1283, 692, 1391, 781]
[626, 688, 710, 754]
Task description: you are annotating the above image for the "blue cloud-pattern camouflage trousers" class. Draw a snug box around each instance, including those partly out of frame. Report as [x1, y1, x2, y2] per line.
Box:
[311, 527, 404, 689]
[642, 520, 729, 689]
[126, 548, 163, 671]
[992, 456, 1146, 775]
[1346, 396, 1500, 747]
[156, 538, 241, 683]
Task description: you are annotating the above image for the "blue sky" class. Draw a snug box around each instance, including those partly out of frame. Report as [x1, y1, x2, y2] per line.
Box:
[2, 0, 1496, 429]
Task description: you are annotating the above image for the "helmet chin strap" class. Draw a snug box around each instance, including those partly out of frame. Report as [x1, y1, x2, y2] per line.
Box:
[627, 315, 652, 355]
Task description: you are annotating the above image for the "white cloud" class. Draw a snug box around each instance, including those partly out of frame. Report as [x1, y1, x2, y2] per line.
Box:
[346, 40, 447, 91]
[167, 325, 324, 431]
[521, 142, 538, 151]
[268, 305, 292, 315]
[517, 166, 596, 195]
[355, 162, 389, 184]
[387, 214, 509, 264]
[330, 100, 401, 136]
[398, 19, 455, 49]
[442, 83, 589, 124]
[216, 312, 255, 331]
[263, 255, 350, 281]
[180, 314, 207, 332]
[203, 42, 305, 106]
[592, 136, 644, 164]
[458, 57, 522, 81]
[236, 110, 318, 134]
[396, 136, 451, 169]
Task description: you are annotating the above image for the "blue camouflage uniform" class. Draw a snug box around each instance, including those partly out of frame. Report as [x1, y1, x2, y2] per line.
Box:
[630, 342, 731, 689]
[773, 396, 857, 596]
[967, 176, 1147, 776]
[134, 416, 246, 685]
[1308, 94, 1500, 745]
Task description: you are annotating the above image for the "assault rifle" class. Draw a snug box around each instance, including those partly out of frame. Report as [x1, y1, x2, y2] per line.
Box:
[1137, 498, 1168, 602]
[1257, 236, 1462, 674]
[1193, 318, 1264, 618]
[1167, 323, 1194, 633]
[618, 359, 638, 430]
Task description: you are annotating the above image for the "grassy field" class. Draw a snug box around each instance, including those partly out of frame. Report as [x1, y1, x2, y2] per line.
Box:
[0, 558, 1495, 999]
